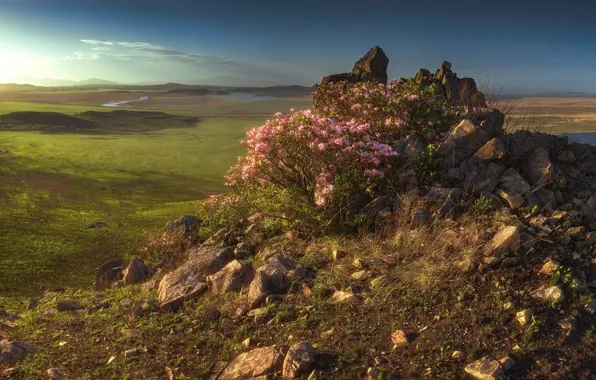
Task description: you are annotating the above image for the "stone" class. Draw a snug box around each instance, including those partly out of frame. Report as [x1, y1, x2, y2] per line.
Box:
[516, 309, 533, 326]
[359, 196, 400, 218]
[0, 340, 38, 363]
[246, 255, 309, 310]
[234, 243, 253, 259]
[539, 259, 560, 276]
[332, 289, 361, 304]
[582, 194, 596, 224]
[557, 150, 576, 164]
[123, 258, 151, 285]
[521, 147, 554, 185]
[124, 348, 139, 358]
[452, 350, 465, 361]
[351, 270, 373, 281]
[533, 285, 564, 304]
[496, 189, 524, 210]
[320, 73, 359, 86]
[1, 368, 18, 377]
[464, 356, 515, 379]
[472, 138, 507, 162]
[391, 330, 410, 347]
[46, 368, 66, 379]
[218, 346, 282, 379]
[351, 46, 389, 84]
[437, 111, 505, 167]
[331, 248, 346, 261]
[484, 226, 520, 255]
[366, 367, 381, 380]
[282, 342, 316, 378]
[164, 215, 200, 239]
[158, 246, 234, 310]
[498, 168, 530, 195]
[95, 258, 124, 290]
[207, 260, 253, 295]
[56, 299, 81, 312]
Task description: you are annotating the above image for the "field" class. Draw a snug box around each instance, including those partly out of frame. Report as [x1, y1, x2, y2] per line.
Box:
[0, 90, 594, 308]
[0, 89, 312, 308]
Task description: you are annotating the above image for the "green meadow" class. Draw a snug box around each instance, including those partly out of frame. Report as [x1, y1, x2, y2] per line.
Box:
[0, 115, 272, 307]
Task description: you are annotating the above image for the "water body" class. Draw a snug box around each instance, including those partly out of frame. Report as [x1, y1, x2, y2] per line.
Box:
[208, 93, 274, 103]
[102, 96, 149, 107]
[562, 132, 596, 146]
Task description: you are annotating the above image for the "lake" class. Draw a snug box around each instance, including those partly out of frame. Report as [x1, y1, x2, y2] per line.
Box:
[563, 132, 596, 146]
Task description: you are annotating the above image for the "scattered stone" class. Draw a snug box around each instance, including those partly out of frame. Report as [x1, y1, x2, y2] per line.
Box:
[87, 221, 107, 229]
[158, 246, 233, 310]
[539, 259, 560, 276]
[282, 342, 316, 379]
[124, 348, 139, 358]
[56, 299, 81, 312]
[452, 350, 465, 362]
[582, 194, 596, 224]
[502, 302, 512, 310]
[351, 270, 373, 281]
[532, 285, 564, 304]
[464, 356, 515, 379]
[331, 248, 346, 261]
[218, 346, 282, 379]
[516, 309, 534, 326]
[119, 298, 133, 308]
[123, 258, 151, 285]
[207, 260, 253, 295]
[473, 138, 507, 162]
[204, 307, 221, 321]
[0, 340, 38, 363]
[331, 288, 361, 304]
[484, 226, 520, 255]
[46, 368, 66, 379]
[391, 330, 410, 347]
[95, 258, 124, 290]
[496, 189, 524, 210]
[366, 367, 381, 380]
[586, 299, 596, 314]
[558, 316, 577, 331]
[1, 368, 18, 377]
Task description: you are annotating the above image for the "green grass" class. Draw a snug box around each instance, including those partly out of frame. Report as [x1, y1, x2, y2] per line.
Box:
[0, 117, 262, 304]
[144, 98, 313, 116]
[0, 102, 110, 115]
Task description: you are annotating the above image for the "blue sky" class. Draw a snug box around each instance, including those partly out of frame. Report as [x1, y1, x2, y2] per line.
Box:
[0, 0, 594, 93]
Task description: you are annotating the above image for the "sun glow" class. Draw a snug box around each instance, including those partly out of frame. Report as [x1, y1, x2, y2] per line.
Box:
[0, 49, 52, 81]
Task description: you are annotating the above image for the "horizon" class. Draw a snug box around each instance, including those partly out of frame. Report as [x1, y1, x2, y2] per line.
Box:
[0, 0, 595, 93]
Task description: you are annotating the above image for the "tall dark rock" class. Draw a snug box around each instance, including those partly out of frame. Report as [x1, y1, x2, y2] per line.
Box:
[320, 46, 389, 86]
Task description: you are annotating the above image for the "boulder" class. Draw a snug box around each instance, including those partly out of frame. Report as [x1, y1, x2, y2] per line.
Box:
[282, 342, 317, 378]
[498, 168, 530, 195]
[496, 189, 524, 210]
[0, 340, 38, 363]
[164, 215, 200, 239]
[458, 77, 487, 108]
[520, 147, 554, 185]
[207, 260, 253, 295]
[320, 73, 359, 86]
[472, 138, 507, 163]
[533, 285, 564, 304]
[246, 256, 310, 310]
[351, 45, 389, 84]
[218, 346, 282, 379]
[95, 258, 124, 290]
[123, 258, 151, 285]
[158, 246, 233, 310]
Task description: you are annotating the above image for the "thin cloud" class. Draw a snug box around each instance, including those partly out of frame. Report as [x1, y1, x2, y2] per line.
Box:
[63, 52, 100, 60]
[80, 39, 114, 46]
[90, 47, 112, 51]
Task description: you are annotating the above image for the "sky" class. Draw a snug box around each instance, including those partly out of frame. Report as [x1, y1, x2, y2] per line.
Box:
[0, 0, 594, 93]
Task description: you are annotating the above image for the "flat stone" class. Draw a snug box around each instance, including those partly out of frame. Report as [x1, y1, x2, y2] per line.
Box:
[539, 259, 560, 276]
[472, 137, 507, 162]
[218, 346, 282, 379]
[464, 356, 515, 379]
[498, 168, 530, 195]
[331, 289, 361, 304]
[123, 258, 151, 285]
[533, 285, 564, 304]
[391, 330, 410, 347]
[157, 246, 233, 310]
[484, 226, 520, 255]
[496, 189, 524, 210]
[282, 342, 316, 378]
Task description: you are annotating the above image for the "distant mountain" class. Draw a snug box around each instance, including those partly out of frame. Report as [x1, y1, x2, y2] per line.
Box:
[77, 78, 121, 85]
[185, 76, 272, 87]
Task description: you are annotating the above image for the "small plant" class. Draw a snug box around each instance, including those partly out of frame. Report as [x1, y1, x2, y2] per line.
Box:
[414, 144, 439, 186]
[469, 195, 494, 214]
[552, 265, 573, 285]
[139, 227, 189, 271]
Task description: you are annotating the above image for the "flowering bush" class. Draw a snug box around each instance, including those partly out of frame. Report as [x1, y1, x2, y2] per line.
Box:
[208, 79, 458, 229]
[313, 78, 456, 142]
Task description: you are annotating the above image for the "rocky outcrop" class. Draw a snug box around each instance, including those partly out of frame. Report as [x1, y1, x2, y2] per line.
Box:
[164, 215, 201, 240]
[414, 61, 487, 107]
[321, 46, 389, 86]
[158, 246, 234, 310]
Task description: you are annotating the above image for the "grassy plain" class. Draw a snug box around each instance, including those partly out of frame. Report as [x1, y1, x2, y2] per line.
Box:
[0, 89, 312, 307]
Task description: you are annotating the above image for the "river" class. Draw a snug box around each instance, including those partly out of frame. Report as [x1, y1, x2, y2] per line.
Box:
[102, 96, 149, 107]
